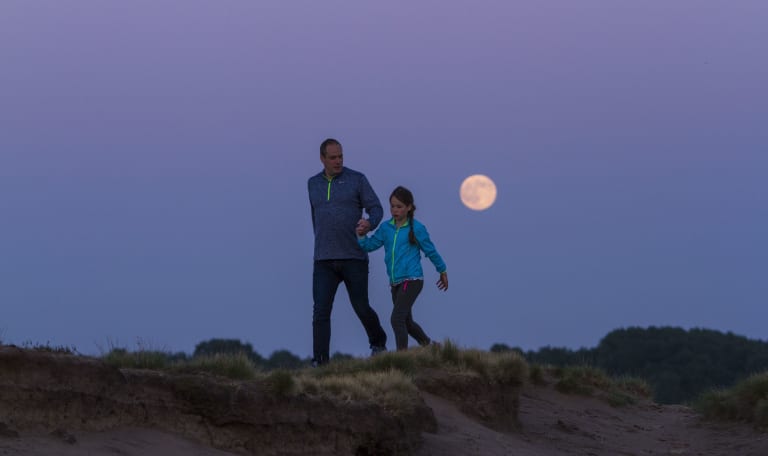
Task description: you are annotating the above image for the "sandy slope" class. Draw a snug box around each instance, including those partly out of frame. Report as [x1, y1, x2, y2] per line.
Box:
[417, 381, 768, 456]
[4, 381, 768, 456]
[0, 427, 237, 456]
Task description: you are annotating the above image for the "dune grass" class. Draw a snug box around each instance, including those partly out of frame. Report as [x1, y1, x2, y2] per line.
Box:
[98, 339, 528, 415]
[299, 369, 421, 415]
[77, 342, 768, 428]
[542, 364, 652, 407]
[103, 348, 171, 370]
[289, 341, 528, 414]
[101, 339, 530, 386]
[99, 341, 655, 411]
[264, 369, 296, 395]
[311, 340, 528, 386]
[694, 371, 768, 429]
[101, 347, 260, 380]
[173, 353, 259, 380]
[529, 364, 546, 385]
[554, 365, 612, 395]
[14, 340, 77, 355]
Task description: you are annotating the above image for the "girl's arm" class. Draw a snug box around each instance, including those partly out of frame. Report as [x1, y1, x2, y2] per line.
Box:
[415, 224, 448, 291]
[414, 224, 446, 274]
[358, 226, 385, 252]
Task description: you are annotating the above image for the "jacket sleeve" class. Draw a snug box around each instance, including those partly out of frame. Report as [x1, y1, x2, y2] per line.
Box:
[358, 227, 385, 252]
[415, 224, 446, 273]
[308, 179, 316, 232]
[359, 174, 383, 230]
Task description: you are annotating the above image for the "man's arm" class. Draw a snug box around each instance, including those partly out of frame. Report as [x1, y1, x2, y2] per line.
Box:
[308, 179, 316, 232]
[360, 175, 383, 229]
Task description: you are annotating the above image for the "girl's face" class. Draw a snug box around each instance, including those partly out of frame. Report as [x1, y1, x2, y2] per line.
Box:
[390, 196, 412, 224]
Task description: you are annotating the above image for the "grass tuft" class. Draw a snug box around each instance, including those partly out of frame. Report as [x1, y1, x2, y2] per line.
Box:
[307, 339, 527, 388]
[607, 390, 637, 407]
[21, 340, 77, 355]
[529, 364, 546, 385]
[614, 376, 653, 398]
[264, 370, 296, 396]
[488, 351, 529, 386]
[439, 340, 461, 364]
[367, 351, 420, 375]
[103, 348, 169, 370]
[555, 365, 611, 396]
[176, 353, 259, 380]
[552, 365, 650, 407]
[695, 371, 768, 428]
[94, 338, 531, 417]
[299, 369, 419, 415]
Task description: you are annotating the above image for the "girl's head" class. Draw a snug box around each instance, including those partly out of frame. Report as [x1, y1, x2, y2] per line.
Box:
[390, 186, 418, 244]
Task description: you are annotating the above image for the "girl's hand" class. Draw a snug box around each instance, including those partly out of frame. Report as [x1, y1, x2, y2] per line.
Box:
[436, 272, 448, 291]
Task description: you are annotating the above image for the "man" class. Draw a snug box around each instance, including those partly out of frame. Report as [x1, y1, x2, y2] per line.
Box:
[308, 138, 388, 365]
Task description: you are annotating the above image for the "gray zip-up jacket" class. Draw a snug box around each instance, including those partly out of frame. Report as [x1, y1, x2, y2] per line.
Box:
[308, 167, 383, 261]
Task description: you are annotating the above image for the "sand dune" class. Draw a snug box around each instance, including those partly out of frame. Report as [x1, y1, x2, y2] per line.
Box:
[418, 381, 768, 455]
[2, 346, 767, 455]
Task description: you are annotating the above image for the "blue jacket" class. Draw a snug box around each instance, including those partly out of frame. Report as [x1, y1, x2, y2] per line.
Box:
[308, 167, 383, 261]
[358, 218, 446, 285]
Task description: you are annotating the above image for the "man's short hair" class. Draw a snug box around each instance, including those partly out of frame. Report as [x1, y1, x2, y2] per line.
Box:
[320, 138, 342, 157]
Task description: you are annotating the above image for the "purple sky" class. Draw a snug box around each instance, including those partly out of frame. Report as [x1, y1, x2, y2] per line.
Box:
[2, 1, 766, 358]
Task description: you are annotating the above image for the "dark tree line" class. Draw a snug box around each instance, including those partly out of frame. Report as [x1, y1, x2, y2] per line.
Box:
[160, 339, 309, 370]
[162, 327, 768, 404]
[492, 326, 768, 404]
[187, 338, 353, 370]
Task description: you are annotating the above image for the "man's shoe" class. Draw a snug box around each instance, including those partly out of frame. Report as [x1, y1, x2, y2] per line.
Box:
[311, 357, 328, 368]
[370, 345, 387, 356]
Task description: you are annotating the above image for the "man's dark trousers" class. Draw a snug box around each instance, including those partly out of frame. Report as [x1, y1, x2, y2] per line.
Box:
[312, 259, 387, 363]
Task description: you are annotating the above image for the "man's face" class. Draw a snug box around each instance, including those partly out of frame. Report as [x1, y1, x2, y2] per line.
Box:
[321, 143, 343, 177]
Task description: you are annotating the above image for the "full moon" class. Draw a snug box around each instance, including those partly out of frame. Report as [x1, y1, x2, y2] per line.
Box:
[460, 174, 497, 211]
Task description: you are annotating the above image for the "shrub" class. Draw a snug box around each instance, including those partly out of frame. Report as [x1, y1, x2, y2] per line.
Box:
[695, 371, 768, 428]
[555, 365, 611, 396]
[103, 348, 169, 370]
[177, 353, 258, 380]
[264, 370, 296, 396]
[614, 376, 653, 398]
[529, 364, 546, 385]
[299, 370, 419, 415]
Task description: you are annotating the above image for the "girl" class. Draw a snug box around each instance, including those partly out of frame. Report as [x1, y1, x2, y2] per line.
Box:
[357, 186, 448, 350]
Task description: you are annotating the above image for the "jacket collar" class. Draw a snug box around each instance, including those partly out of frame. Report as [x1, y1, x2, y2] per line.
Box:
[388, 218, 410, 227]
[318, 166, 347, 180]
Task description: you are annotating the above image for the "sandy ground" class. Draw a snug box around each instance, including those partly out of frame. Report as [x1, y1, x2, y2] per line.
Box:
[417, 382, 768, 456]
[3, 380, 768, 455]
[0, 427, 238, 456]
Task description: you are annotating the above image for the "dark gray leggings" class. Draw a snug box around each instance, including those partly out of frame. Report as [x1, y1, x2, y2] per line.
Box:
[390, 280, 431, 350]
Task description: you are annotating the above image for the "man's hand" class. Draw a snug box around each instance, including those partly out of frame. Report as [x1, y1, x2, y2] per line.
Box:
[356, 218, 371, 236]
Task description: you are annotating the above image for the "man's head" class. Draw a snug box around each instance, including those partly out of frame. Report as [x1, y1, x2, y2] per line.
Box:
[320, 138, 343, 177]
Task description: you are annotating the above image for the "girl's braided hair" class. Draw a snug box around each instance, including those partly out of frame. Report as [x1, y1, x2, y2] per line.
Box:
[390, 186, 418, 245]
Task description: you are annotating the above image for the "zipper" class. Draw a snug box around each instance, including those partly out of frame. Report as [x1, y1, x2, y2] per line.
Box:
[391, 225, 400, 283]
[325, 176, 333, 201]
